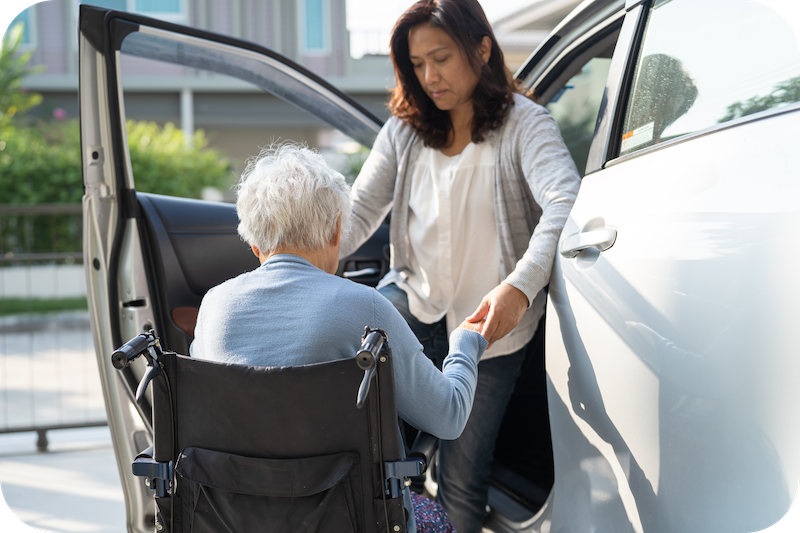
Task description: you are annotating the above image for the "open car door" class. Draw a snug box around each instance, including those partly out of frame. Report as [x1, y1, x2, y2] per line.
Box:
[79, 6, 384, 532]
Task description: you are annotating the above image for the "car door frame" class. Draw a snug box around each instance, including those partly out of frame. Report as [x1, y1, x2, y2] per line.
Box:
[79, 7, 383, 532]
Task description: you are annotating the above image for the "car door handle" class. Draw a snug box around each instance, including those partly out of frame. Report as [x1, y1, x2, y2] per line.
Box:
[343, 267, 380, 279]
[560, 228, 617, 258]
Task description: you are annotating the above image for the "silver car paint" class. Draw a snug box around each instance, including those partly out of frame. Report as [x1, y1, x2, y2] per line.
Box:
[80, 33, 154, 533]
[545, 105, 800, 532]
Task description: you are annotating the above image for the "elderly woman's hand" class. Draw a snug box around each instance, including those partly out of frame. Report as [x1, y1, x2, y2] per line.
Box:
[457, 317, 486, 337]
[467, 283, 528, 347]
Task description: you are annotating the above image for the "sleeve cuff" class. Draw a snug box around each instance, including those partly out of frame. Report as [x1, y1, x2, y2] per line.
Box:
[448, 328, 488, 359]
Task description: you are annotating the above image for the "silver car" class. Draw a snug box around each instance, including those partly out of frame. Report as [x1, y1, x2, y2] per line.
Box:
[82, 1, 800, 532]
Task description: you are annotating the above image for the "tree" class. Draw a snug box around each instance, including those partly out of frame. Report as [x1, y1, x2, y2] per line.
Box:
[719, 76, 800, 123]
[0, 23, 42, 130]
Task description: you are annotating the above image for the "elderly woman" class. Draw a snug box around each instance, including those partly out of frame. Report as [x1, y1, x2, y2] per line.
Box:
[189, 144, 487, 533]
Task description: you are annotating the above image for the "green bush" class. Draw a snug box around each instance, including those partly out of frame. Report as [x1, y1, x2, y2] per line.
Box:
[0, 121, 83, 204]
[341, 146, 370, 185]
[0, 23, 43, 130]
[126, 120, 233, 198]
[0, 297, 88, 316]
[0, 119, 233, 204]
[2, 22, 232, 204]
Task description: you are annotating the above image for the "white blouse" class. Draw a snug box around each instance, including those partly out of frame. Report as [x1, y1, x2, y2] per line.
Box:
[390, 141, 538, 359]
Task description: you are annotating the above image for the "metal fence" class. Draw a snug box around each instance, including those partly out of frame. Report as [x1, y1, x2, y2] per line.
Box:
[0, 204, 107, 451]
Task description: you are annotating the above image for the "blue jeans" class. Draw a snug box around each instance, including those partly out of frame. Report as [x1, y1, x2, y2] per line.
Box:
[379, 284, 527, 533]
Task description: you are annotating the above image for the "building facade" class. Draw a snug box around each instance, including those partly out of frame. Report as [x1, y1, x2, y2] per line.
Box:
[11, 0, 396, 174]
[9, 0, 581, 179]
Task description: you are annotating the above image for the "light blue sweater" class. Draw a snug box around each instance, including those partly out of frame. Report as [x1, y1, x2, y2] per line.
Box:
[190, 253, 488, 441]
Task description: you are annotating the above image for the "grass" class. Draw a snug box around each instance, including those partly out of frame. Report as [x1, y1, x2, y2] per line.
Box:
[0, 297, 88, 316]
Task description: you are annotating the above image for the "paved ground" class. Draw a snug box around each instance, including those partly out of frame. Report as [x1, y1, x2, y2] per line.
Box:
[0, 310, 122, 532]
[0, 427, 125, 533]
[0, 311, 105, 431]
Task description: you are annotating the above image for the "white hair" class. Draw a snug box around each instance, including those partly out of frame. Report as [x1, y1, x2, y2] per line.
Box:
[236, 143, 351, 253]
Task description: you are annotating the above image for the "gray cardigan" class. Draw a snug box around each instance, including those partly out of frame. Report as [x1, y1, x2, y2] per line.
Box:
[341, 93, 581, 313]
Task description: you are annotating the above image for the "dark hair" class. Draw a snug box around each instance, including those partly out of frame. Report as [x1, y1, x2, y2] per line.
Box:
[389, 0, 516, 148]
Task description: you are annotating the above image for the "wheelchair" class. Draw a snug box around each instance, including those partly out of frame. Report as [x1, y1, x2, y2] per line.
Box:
[112, 328, 437, 533]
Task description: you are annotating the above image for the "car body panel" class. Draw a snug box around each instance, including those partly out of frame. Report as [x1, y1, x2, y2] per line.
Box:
[536, 0, 800, 528]
[513, 0, 800, 531]
[548, 106, 800, 532]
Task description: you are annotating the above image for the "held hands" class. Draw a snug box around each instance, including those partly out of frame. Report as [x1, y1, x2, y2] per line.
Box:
[457, 316, 486, 337]
[467, 283, 528, 348]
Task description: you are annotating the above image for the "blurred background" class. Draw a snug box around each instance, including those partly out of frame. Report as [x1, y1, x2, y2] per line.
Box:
[0, 0, 580, 531]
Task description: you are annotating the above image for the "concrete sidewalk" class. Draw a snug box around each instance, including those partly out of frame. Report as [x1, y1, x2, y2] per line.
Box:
[0, 309, 124, 531]
[0, 427, 125, 533]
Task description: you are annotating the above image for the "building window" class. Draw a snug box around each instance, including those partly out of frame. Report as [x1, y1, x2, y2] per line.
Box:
[8, 6, 37, 47]
[84, 0, 128, 11]
[301, 0, 329, 54]
[77, 0, 186, 23]
[136, 0, 182, 14]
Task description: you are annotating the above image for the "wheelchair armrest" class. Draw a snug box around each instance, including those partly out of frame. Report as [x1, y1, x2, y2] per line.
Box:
[132, 449, 172, 498]
[408, 431, 438, 474]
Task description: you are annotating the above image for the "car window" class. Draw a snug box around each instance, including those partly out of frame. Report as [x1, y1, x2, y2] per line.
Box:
[116, 28, 377, 199]
[546, 55, 613, 176]
[619, 0, 800, 156]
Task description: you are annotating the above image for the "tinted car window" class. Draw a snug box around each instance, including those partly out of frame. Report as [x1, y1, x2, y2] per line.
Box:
[620, 0, 800, 156]
[546, 56, 613, 176]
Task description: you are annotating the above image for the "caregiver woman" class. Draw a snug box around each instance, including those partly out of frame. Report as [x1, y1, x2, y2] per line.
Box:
[339, 0, 580, 530]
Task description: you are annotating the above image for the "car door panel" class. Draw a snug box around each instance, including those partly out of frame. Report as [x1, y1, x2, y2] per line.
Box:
[136, 193, 258, 353]
[547, 108, 800, 531]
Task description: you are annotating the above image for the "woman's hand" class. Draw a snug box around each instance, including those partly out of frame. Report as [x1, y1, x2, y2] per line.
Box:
[467, 283, 528, 347]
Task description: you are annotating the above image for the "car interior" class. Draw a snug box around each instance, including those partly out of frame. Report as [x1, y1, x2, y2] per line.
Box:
[104, 3, 626, 527]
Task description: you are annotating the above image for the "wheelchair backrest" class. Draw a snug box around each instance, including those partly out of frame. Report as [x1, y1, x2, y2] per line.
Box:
[150, 350, 407, 533]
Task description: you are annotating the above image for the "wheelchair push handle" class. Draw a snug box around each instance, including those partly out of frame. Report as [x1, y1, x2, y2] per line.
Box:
[357, 330, 385, 370]
[111, 331, 164, 403]
[356, 328, 387, 409]
[112, 332, 155, 369]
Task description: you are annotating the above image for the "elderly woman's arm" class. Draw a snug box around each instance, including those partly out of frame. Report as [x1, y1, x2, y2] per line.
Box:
[373, 291, 488, 440]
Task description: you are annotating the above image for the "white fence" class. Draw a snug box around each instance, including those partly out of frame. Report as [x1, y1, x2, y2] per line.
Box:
[0, 204, 105, 449]
[1, 264, 86, 298]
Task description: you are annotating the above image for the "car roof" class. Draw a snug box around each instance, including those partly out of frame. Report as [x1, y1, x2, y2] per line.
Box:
[516, 0, 623, 80]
